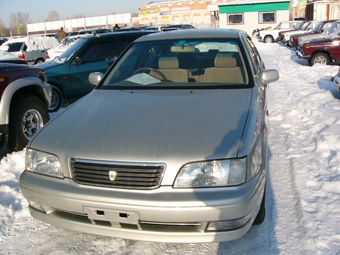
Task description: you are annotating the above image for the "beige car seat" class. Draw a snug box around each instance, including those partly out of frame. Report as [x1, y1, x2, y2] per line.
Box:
[203, 54, 244, 83]
[151, 56, 188, 82]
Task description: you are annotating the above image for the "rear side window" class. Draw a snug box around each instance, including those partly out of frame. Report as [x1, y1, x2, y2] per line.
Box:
[6, 42, 23, 52]
[80, 40, 116, 63]
[117, 36, 141, 53]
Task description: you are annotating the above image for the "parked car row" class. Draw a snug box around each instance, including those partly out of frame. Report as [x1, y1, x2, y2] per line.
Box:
[256, 20, 304, 43]
[257, 19, 340, 67]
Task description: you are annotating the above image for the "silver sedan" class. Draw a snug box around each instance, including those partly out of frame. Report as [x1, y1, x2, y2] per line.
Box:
[20, 29, 279, 243]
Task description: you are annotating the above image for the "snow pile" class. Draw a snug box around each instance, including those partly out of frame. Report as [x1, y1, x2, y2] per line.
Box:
[0, 50, 20, 60]
[0, 36, 59, 51]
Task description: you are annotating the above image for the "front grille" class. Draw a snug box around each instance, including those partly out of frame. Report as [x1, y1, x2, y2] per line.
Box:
[70, 158, 165, 189]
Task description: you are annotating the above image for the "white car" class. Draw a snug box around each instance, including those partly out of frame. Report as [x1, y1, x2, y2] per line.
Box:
[47, 35, 84, 60]
[0, 36, 59, 65]
[0, 49, 22, 61]
[257, 20, 304, 43]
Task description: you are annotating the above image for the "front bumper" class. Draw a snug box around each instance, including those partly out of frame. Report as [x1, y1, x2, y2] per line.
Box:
[297, 51, 310, 60]
[334, 75, 340, 93]
[20, 169, 266, 243]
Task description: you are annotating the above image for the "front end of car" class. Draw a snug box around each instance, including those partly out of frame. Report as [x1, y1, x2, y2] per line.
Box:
[19, 29, 278, 243]
[334, 67, 340, 92]
[297, 43, 313, 60]
[20, 147, 266, 242]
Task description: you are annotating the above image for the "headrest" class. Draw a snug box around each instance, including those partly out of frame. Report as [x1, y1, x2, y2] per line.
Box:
[214, 54, 237, 68]
[158, 56, 179, 69]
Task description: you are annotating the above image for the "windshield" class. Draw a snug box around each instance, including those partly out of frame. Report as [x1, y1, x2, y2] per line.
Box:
[53, 37, 88, 63]
[313, 22, 324, 32]
[328, 22, 340, 35]
[100, 38, 250, 89]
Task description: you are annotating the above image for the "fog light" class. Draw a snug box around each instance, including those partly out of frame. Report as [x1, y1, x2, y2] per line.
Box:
[28, 201, 46, 212]
[207, 217, 250, 232]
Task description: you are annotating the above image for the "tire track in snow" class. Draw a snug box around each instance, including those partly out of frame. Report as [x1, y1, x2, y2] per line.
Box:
[255, 40, 339, 254]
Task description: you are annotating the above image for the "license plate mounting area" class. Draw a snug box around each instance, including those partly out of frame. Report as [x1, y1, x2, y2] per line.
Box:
[84, 207, 140, 226]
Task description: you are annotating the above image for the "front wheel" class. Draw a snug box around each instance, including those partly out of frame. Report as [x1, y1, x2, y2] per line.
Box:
[264, 36, 274, 43]
[48, 85, 63, 112]
[8, 95, 50, 151]
[309, 53, 330, 66]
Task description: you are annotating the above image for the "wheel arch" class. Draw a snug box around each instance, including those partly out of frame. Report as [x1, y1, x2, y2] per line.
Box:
[311, 50, 332, 62]
[0, 77, 49, 126]
[34, 58, 45, 65]
[48, 81, 66, 98]
[264, 35, 274, 43]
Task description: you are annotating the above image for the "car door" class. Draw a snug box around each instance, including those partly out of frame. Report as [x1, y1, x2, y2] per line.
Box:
[68, 37, 117, 99]
[245, 36, 268, 165]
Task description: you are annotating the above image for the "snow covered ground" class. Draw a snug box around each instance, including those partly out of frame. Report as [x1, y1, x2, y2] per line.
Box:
[1, 39, 340, 255]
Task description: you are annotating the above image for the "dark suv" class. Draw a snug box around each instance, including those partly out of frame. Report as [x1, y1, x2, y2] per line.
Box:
[36, 31, 154, 112]
[0, 62, 51, 151]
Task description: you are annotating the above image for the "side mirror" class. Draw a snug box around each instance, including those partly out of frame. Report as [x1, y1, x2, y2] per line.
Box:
[261, 69, 279, 84]
[89, 72, 103, 86]
[72, 56, 82, 65]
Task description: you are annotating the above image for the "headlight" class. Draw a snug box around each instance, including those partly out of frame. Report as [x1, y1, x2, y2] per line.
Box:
[174, 158, 246, 188]
[25, 149, 63, 178]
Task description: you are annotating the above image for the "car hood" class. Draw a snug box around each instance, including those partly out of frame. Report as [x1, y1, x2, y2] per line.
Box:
[304, 37, 334, 45]
[300, 33, 326, 42]
[32, 89, 252, 163]
[35, 60, 60, 69]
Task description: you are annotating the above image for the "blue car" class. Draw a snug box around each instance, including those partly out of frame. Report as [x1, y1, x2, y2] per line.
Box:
[37, 31, 154, 112]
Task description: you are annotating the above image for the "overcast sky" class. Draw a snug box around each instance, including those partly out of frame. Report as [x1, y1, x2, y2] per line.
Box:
[0, 0, 151, 26]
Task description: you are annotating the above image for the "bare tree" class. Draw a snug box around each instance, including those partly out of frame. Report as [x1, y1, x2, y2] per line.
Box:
[9, 12, 31, 35]
[0, 18, 5, 37]
[73, 14, 86, 19]
[45, 11, 60, 21]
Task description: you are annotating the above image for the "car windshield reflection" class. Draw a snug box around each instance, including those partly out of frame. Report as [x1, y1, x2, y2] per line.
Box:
[53, 37, 88, 63]
[100, 39, 250, 89]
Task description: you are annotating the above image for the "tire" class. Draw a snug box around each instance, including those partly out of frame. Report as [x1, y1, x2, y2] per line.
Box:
[309, 53, 330, 66]
[253, 186, 266, 225]
[34, 58, 45, 65]
[48, 85, 63, 112]
[8, 95, 50, 151]
[264, 36, 274, 43]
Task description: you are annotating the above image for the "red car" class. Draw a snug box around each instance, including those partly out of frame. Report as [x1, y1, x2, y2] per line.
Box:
[297, 27, 340, 66]
[290, 19, 337, 47]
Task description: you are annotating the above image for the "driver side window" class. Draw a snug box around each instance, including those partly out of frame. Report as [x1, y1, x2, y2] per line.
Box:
[80, 40, 116, 63]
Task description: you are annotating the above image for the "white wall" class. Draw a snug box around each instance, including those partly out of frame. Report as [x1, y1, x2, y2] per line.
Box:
[219, 10, 290, 35]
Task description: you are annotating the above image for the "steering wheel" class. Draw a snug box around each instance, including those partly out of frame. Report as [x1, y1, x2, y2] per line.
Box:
[133, 67, 168, 81]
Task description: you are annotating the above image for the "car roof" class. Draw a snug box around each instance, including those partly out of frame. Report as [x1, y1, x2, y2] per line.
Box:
[78, 30, 156, 40]
[135, 29, 243, 42]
